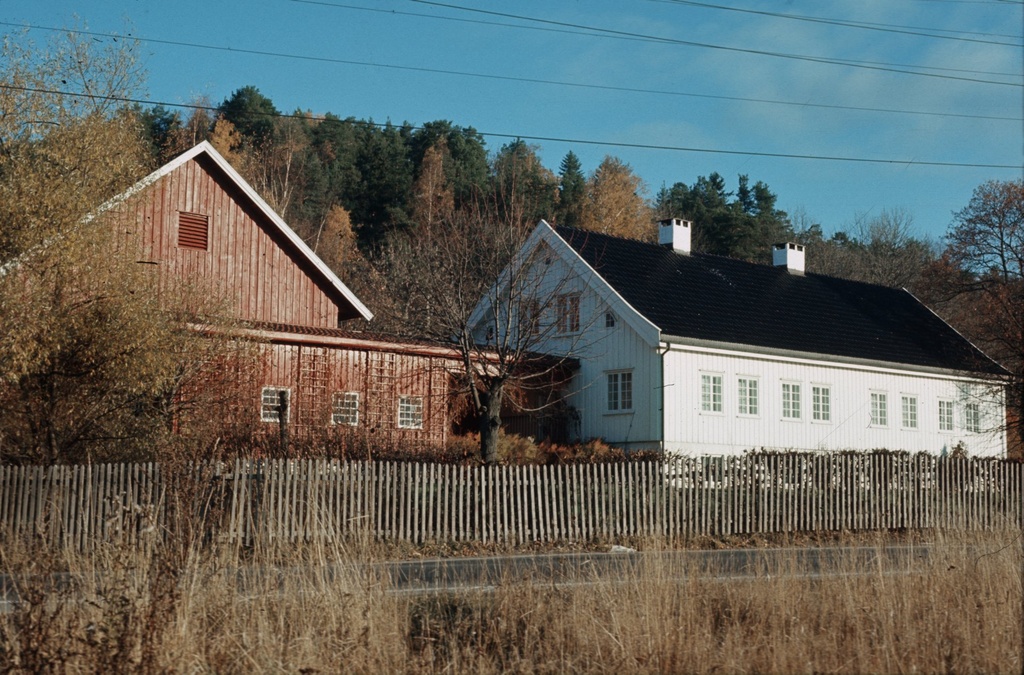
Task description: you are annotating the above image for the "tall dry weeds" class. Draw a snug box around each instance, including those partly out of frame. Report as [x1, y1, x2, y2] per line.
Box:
[1, 530, 1021, 673]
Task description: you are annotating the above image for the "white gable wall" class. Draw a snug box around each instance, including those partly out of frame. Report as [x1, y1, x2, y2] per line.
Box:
[662, 342, 1006, 457]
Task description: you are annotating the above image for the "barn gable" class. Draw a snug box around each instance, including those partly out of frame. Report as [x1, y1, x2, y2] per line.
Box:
[110, 141, 371, 327]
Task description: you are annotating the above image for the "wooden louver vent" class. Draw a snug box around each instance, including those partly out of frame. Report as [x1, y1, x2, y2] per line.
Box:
[177, 211, 209, 250]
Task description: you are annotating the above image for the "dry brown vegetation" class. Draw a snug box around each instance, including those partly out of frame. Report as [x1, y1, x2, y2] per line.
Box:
[1, 529, 1020, 674]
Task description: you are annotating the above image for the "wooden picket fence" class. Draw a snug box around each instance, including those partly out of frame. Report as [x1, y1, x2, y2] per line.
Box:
[1, 454, 1022, 550]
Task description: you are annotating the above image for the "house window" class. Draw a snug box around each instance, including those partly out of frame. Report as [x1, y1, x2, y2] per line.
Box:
[812, 385, 831, 422]
[331, 391, 360, 426]
[607, 371, 633, 412]
[901, 395, 918, 430]
[939, 400, 954, 432]
[737, 378, 758, 416]
[782, 382, 801, 419]
[525, 299, 542, 336]
[701, 374, 723, 413]
[398, 395, 424, 429]
[260, 386, 290, 423]
[557, 293, 580, 334]
[177, 211, 209, 250]
[605, 312, 616, 329]
[870, 392, 888, 427]
[965, 402, 981, 433]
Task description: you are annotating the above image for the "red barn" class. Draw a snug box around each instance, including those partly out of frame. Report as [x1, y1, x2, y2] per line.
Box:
[107, 141, 463, 451]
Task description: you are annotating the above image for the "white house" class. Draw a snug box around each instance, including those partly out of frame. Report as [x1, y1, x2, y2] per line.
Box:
[472, 219, 1008, 457]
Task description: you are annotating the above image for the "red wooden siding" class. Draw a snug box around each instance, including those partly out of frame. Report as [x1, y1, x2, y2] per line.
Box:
[257, 342, 451, 448]
[117, 155, 342, 328]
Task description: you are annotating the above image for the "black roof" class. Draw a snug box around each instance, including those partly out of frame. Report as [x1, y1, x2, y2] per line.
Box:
[554, 226, 1004, 375]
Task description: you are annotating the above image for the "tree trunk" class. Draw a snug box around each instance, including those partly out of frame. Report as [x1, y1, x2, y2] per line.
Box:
[479, 383, 504, 465]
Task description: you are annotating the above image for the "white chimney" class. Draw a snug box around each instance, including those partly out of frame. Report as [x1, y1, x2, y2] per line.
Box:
[658, 218, 692, 254]
[773, 242, 805, 274]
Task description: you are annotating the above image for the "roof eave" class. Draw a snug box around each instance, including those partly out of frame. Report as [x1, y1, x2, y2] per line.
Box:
[661, 333, 1008, 380]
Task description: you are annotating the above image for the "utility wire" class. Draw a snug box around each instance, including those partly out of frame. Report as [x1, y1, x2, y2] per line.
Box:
[293, 1, 1021, 80]
[408, 0, 1023, 86]
[5, 21, 1017, 123]
[648, 0, 1023, 46]
[2, 83, 1019, 170]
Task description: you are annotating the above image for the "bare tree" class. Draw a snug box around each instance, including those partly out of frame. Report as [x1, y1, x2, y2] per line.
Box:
[375, 194, 577, 464]
[939, 180, 1024, 454]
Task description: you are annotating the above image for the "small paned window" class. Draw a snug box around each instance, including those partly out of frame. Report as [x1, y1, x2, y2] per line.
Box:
[901, 395, 918, 430]
[812, 385, 831, 422]
[701, 374, 723, 413]
[525, 299, 542, 336]
[605, 312, 616, 329]
[261, 386, 290, 423]
[332, 392, 360, 426]
[398, 395, 424, 429]
[939, 400, 954, 432]
[870, 392, 888, 427]
[964, 402, 981, 433]
[177, 211, 209, 250]
[738, 378, 758, 416]
[782, 382, 801, 419]
[607, 371, 633, 412]
[557, 293, 580, 334]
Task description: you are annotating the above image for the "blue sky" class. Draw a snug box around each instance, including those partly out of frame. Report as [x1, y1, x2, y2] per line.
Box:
[3, 0, 1022, 242]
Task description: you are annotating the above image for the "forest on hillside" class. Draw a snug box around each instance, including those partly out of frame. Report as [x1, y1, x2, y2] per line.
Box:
[137, 86, 947, 330]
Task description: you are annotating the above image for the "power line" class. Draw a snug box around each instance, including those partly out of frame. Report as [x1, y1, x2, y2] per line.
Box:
[407, 0, 1023, 86]
[648, 0, 1023, 46]
[293, 1, 1021, 80]
[2, 83, 1019, 170]
[5, 21, 1016, 123]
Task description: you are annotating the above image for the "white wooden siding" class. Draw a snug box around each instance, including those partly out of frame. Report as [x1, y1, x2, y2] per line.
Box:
[661, 344, 1005, 457]
[524, 255, 662, 449]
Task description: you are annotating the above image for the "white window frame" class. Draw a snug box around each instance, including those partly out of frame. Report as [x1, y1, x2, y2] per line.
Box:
[811, 385, 831, 423]
[737, 377, 759, 416]
[604, 311, 616, 329]
[331, 391, 360, 426]
[901, 394, 918, 430]
[870, 391, 888, 428]
[964, 402, 981, 433]
[556, 293, 581, 334]
[398, 395, 424, 430]
[606, 370, 634, 413]
[782, 382, 801, 420]
[938, 399, 954, 432]
[701, 373, 723, 414]
[260, 386, 290, 423]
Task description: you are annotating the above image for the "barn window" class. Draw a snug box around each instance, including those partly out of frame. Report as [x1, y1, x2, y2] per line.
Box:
[812, 385, 831, 422]
[606, 371, 633, 412]
[901, 395, 918, 430]
[701, 373, 723, 413]
[332, 392, 360, 426]
[782, 382, 801, 419]
[605, 312, 616, 329]
[177, 211, 209, 250]
[737, 378, 758, 416]
[870, 392, 888, 427]
[556, 293, 580, 334]
[398, 395, 424, 429]
[938, 400, 954, 432]
[261, 386, 290, 423]
[964, 402, 981, 433]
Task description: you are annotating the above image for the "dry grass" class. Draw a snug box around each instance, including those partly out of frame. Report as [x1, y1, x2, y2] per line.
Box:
[1, 530, 1021, 674]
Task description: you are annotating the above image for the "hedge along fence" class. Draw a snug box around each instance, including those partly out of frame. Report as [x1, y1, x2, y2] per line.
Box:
[1, 454, 1023, 550]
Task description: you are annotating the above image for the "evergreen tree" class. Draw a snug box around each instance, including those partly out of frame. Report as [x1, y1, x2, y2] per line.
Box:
[216, 85, 279, 146]
[556, 151, 585, 227]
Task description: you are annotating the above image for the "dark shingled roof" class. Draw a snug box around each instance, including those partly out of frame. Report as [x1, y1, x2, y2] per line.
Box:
[554, 226, 1004, 375]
